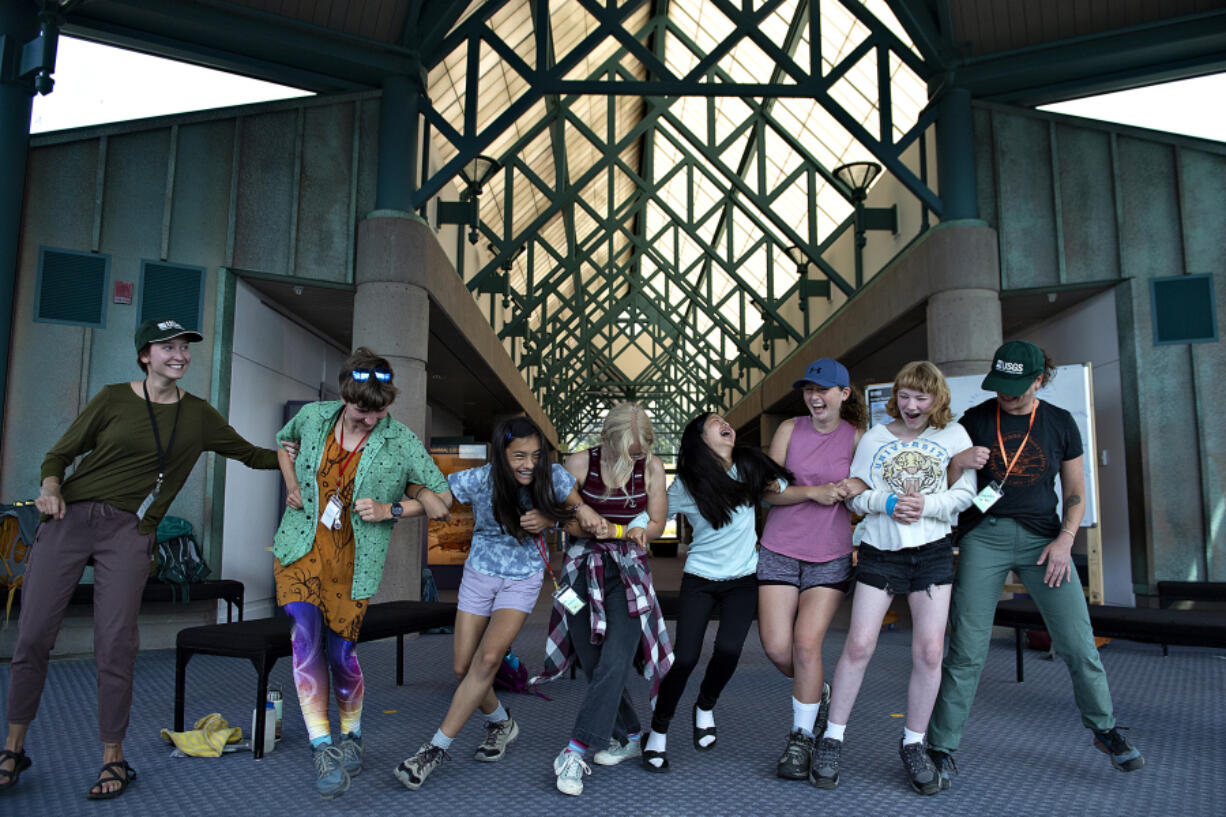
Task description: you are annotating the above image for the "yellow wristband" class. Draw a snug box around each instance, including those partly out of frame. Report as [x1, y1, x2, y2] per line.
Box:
[614, 523, 624, 539]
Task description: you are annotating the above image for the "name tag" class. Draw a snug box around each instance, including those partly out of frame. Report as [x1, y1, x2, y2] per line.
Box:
[320, 494, 345, 530]
[554, 585, 586, 615]
[972, 480, 1004, 513]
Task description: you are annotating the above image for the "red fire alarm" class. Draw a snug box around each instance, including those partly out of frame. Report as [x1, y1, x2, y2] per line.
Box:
[113, 281, 133, 304]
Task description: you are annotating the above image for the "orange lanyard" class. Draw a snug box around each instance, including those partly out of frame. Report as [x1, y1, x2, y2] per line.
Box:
[995, 398, 1039, 487]
[337, 420, 372, 479]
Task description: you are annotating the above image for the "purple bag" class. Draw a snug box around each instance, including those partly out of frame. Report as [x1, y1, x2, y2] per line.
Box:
[494, 649, 549, 700]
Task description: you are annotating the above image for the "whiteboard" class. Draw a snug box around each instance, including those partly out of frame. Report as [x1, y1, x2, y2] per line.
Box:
[866, 364, 1097, 526]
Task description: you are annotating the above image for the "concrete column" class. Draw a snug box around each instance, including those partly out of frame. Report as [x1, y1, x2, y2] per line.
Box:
[927, 289, 1000, 378]
[0, 1, 38, 433]
[354, 211, 433, 602]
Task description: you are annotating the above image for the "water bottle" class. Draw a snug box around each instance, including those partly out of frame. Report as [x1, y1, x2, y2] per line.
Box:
[267, 687, 283, 740]
[252, 701, 276, 755]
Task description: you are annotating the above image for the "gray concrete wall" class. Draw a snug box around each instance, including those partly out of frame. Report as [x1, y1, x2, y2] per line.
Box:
[974, 102, 1226, 586]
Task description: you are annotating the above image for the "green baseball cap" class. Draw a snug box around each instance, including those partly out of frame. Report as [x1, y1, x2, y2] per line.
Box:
[981, 340, 1045, 396]
[134, 318, 203, 351]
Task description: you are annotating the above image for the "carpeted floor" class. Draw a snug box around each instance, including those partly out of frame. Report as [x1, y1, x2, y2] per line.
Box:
[2, 612, 1222, 817]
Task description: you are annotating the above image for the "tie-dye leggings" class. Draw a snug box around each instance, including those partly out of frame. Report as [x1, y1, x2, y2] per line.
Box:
[284, 601, 364, 741]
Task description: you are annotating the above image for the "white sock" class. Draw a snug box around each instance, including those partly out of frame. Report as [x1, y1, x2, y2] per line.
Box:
[903, 727, 925, 746]
[484, 702, 508, 723]
[431, 728, 454, 751]
[645, 730, 668, 767]
[792, 697, 820, 736]
[823, 721, 846, 742]
[695, 706, 716, 747]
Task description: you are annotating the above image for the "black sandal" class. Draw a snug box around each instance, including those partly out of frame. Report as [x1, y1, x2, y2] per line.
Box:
[641, 747, 670, 773]
[85, 760, 136, 800]
[0, 748, 31, 791]
[692, 703, 717, 751]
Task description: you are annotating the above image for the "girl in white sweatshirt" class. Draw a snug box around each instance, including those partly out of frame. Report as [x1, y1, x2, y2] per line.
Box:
[810, 361, 975, 796]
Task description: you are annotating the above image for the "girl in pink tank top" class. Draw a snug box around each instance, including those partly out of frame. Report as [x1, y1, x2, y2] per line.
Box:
[756, 358, 868, 780]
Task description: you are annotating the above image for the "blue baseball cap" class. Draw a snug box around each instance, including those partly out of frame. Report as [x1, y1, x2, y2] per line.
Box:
[792, 358, 850, 389]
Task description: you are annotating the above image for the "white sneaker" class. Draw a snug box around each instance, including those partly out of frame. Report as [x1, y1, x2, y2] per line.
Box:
[553, 749, 591, 796]
[592, 738, 642, 766]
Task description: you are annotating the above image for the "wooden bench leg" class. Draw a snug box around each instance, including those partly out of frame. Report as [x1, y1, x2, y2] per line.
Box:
[1014, 627, 1025, 683]
[175, 648, 192, 732]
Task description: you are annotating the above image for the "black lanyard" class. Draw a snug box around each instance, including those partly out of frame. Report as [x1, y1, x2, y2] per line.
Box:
[143, 380, 182, 487]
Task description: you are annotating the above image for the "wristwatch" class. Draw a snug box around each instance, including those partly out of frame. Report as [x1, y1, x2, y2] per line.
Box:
[389, 502, 403, 522]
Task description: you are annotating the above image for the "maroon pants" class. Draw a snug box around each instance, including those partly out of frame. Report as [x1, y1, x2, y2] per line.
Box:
[6, 501, 153, 743]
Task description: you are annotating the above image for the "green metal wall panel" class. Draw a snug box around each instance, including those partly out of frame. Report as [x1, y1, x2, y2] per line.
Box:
[1052, 124, 1119, 284]
[992, 112, 1060, 290]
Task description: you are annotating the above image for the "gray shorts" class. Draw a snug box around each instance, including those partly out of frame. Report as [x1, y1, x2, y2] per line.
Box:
[757, 547, 853, 593]
[457, 563, 544, 615]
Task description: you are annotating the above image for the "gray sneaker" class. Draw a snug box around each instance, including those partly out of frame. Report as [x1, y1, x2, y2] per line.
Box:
[553, 749, 591, 796]
[899, 739, 940, 795]
[312, 744, 351, 800]
[592, 738, 642, 766]
[393, 742, 448, 791]
[1092, 727, 1145, 772]
[337, 732, 363, 776]
[928, 748, 956, 790]
[776, 729, 815, 780]
[475, 713, 519, 762]
[809, 737, 842, 789]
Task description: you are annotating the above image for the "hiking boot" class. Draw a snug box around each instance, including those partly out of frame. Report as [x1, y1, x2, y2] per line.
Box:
[776, 729, 815, 780]
[553, 749, 591, 796]
[393, 743, 449, 790]
[899, 739, 940, 795]
[928, 748, 956, 790]
[1092, 727, 1145, 772]
[592, 738, 642, 766]
[809, 737, 842, 789]
[337, 732, 363, 776]
[474, 713, 519, 762]
[815, 681, 832, 737]
[312, 744, 350, 800]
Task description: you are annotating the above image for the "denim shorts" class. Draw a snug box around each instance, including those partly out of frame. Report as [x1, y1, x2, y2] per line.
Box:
[757, 547, 852, 593]
[457, 563, 544, 616]
[855, 534, 954, 595]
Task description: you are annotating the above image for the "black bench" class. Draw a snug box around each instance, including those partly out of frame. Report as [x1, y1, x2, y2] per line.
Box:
[1157, 580, 1226, 609]
[174, 600, 457, 758]
[10, 578, 245, 622]
[993, 597, 1226, 682]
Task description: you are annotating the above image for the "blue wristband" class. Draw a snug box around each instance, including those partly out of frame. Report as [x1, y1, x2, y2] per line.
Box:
[885, 494, 899, 516]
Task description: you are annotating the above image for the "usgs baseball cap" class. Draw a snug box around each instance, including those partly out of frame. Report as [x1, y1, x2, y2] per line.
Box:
[981, 340, 1044, 396]
[134, 318, 203, 351]
[792, 357, 850, 390]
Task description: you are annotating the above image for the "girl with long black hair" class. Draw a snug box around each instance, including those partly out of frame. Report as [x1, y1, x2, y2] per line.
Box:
[629, 412, 792, 772]
[394, 416, 600, 791]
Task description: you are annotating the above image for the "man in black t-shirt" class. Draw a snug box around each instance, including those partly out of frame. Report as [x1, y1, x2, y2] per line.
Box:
[925, 341, 1144, 790]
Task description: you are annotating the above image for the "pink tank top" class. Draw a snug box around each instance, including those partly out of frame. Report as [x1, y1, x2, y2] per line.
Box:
[760, 417, 855, 563]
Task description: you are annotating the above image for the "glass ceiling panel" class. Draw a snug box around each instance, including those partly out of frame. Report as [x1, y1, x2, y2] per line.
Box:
[426, 0, 929, 445]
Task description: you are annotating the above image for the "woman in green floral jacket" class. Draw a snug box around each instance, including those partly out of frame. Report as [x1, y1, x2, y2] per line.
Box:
[274, 347, 452, 800]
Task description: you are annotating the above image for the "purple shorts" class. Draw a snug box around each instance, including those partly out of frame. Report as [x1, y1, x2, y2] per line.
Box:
[457, 563, 544, 616]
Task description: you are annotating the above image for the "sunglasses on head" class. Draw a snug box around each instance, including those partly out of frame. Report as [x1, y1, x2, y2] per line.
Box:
[351, 368, 392, 383]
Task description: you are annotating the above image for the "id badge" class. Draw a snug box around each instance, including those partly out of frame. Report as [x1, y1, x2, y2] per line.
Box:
[554, 585, 586, 615]
[320, 494, 344, 530]
[972, 480, 1004, 513]
[136, 479, 162, 521]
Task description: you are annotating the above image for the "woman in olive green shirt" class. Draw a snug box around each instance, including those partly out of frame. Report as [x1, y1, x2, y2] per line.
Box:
[2, 319, 279, 800]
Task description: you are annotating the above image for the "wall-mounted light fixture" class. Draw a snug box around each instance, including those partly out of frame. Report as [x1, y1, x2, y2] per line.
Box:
[832, 161, 897, 288]
[438, 154, 502, 244]
[785, 245, 832, 312]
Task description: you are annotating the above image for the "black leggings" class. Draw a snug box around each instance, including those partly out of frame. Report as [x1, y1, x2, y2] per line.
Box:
[651, 572, 758, 732]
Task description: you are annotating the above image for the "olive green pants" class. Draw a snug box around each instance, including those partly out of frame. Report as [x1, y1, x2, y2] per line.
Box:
[928, 516, 1115, 754]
